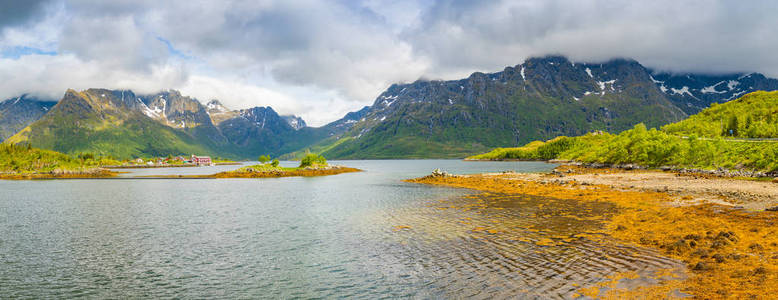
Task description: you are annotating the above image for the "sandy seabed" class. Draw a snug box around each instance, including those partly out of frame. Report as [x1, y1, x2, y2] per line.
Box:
[407, 165, 778, 299]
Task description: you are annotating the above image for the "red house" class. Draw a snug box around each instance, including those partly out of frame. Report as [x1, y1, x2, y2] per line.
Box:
[191, 155, 212, 166]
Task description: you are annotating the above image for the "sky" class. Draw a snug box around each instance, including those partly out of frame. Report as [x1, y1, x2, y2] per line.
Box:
[1, 0, 777, 126]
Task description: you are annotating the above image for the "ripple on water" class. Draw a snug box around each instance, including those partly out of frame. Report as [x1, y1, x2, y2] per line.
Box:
[368, 192, 686, 299]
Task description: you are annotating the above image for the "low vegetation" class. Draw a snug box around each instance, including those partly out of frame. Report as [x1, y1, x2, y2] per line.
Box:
[0, 143, 117, 178]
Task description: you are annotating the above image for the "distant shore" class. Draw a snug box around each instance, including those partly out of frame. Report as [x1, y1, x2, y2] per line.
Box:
[103, 162, 242, 169]
[145, 165, 362, 179]
[0, 168, 117, 180]
[406, 165, 778, 298]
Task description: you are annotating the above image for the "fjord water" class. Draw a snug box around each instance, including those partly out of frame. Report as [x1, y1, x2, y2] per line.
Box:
[0, 160, 681, 298]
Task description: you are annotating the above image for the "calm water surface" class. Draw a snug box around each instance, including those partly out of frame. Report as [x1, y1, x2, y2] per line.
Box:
[0, 160, 681, 298]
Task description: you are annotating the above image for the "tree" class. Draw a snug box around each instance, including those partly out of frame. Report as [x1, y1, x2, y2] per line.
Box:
[271, 159, 279, 167]
[726, 115, 738, 136]
[258, 155, 271, 163]
[299, 153, 326, 168]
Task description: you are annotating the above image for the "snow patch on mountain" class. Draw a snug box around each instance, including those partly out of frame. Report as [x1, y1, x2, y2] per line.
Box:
[727, 80, 740, 90]
[701, 81, 727, 94]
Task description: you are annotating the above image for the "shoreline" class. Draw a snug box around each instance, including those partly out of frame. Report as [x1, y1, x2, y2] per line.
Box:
[103, 162, 241, 169]
[0, 166, 360, 180]
[135, 166, 362, 179]
[405, 166, 778, 298]
[0, 169, 118, 180]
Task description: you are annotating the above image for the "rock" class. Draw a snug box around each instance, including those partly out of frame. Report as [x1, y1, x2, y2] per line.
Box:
[666, 239, 692, 254]
[693, 262, 710, 271]
[712, 254, 726, 263]
[431, 169, 450, 177]
[692, 248, 710, 258]
[766, 206, 778, 212]
[749, 243, 765, 251]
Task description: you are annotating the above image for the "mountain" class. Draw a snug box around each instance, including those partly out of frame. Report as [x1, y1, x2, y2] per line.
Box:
[7, 56, 778, 160]
[0, 95, 56, 141]
[310, 56, 686, 158]
[281, 115, 307, 130]
[4, 88, 364, 159]
[205, 99, 237, 124]
[306, 56, 778, 159]
[650, 72, 778, 114]
[6, 89, 216, 158]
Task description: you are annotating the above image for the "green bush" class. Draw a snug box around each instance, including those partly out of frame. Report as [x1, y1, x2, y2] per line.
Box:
[299, 153, 327, 168]
[258, 155, 271, 163]
[271, 159, 279, 167]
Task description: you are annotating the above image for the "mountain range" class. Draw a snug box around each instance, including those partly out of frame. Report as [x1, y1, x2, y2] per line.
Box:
[309, 56, 778, 158]
[3, 55, 778, 159]
[3, 89, 359, 159]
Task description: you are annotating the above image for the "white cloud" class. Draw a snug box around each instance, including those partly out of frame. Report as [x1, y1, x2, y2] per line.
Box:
[0, 54, 187, 100]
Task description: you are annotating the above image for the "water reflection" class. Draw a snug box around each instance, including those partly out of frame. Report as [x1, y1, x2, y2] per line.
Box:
[0, 160, 681, 298]
[369, 192, 685, 298]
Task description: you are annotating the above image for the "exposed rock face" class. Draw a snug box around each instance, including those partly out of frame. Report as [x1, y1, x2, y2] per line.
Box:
[281, 115, 307, 130]
[0, 95, 56, 141]
[205, 99, 237, 125]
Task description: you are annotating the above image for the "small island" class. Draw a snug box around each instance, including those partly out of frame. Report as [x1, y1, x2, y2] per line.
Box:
[209, 153, 361, 178]
[149, 153, 361, 179]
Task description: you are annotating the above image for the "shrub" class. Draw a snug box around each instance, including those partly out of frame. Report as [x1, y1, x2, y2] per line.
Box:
[258, 155, 271, 163]
[271, 159, 279, 167]
[299, 153, 326, 168]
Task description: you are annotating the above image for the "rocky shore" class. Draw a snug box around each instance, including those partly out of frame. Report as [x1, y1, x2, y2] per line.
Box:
[407, 166, 778, 298]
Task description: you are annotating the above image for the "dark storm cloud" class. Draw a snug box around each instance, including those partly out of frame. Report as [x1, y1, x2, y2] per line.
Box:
[0, 0, 49, 28]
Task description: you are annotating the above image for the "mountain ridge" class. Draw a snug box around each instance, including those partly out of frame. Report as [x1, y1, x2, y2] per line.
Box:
[5, 55, 778, 159]
[4, 88, 362, 159]
[305, 56, 778, 159]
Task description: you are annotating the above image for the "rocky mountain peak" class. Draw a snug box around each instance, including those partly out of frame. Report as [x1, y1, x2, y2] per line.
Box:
[206, 99, 229, 113]
[281, 115, 307, 130]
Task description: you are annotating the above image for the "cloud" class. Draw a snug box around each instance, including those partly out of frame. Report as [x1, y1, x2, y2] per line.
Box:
[0, 0, 49, 29]
[404, 0, 778, 77]
[0, 53, 188, 100]
[1, 0, 778, 126]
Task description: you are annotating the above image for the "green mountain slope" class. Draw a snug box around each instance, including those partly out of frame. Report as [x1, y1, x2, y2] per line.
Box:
[7, 89, 214, 159]
[662, 91, 778, 138]
[312, 56, 687, 159]
[471, 91, 778, 173]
